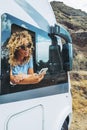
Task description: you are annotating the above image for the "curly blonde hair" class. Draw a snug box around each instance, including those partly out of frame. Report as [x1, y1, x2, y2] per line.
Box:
[7, 31, 33, 66]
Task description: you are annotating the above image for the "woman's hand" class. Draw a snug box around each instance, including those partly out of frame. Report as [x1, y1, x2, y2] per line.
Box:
[33, 72, 46, 83]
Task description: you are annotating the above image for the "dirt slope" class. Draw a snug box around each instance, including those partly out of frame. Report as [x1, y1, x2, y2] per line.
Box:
[70, 71, 87, 130]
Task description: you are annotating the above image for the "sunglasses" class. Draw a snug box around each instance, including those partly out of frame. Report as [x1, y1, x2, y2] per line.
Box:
[18, 43, 32, 50]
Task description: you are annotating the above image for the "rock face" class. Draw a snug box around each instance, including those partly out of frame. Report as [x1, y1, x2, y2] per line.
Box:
[71, 32, 87, 47]
[51, 1, 87, 31]
[51, 1, 87, 70]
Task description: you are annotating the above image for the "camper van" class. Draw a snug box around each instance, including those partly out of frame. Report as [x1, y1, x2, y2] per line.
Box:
[0, 0, 73, 130]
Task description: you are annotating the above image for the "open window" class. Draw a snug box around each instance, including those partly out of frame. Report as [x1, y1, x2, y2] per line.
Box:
[1, 13, 36, 94]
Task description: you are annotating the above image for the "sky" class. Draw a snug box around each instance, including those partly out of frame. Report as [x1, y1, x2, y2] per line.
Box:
[48, 0, 87, 13]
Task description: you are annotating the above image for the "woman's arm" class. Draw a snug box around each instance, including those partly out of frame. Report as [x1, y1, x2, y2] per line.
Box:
[28, 68, 34, 74]
[18, 73, 45, 84]
[10, 69, 45, 85]
[10, 70, 24, 84]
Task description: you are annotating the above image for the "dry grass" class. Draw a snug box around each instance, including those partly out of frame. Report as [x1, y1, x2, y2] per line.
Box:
[70, 71, 87, 130]
[70, 71, 87, 113]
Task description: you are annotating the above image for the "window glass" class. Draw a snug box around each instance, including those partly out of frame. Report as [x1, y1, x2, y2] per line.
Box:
[35, 32, 51, 74]
[36, 34, 51, 63]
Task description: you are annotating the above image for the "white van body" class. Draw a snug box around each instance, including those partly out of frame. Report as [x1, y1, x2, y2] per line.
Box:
[0, 0, 72, 130]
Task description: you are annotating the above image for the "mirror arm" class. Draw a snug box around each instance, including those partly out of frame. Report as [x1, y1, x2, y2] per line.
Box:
[50, 24, 72, 43]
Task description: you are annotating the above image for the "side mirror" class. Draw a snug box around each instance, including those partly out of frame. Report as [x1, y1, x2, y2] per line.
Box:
[62, 43, 73, 71]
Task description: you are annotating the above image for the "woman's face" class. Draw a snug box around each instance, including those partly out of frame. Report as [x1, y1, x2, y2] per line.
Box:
[19, 38, 31, 57]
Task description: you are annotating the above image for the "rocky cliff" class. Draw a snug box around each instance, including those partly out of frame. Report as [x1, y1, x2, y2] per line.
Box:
[51, 1, 87, 31]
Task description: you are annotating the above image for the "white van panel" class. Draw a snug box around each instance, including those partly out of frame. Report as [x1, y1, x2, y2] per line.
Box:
[5, 105, 43, 130]
[0, 0, 56, 32]
[25, 0, 56, 25]
[0, 91, 72, 130]
[0, 0, 39, 28]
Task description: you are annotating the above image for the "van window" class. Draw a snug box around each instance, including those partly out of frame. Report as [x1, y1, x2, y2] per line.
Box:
[1, 13, 68, 95]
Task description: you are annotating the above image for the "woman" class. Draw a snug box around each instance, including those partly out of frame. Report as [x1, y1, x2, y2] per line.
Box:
[7, 30, 45, 85]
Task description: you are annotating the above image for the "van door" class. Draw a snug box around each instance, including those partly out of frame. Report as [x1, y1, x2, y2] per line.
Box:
[5, 105, 43, 130]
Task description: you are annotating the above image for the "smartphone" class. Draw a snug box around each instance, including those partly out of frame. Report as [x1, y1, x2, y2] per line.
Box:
[39, 68, 48, 74]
